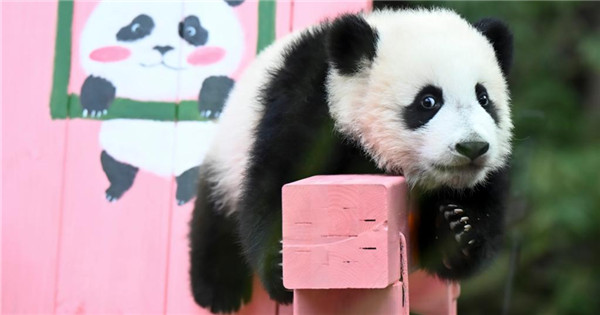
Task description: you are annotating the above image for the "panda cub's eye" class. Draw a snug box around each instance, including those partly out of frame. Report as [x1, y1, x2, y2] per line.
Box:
[476, 84, 490, 107]
[478, 92, 489, 106]
[421, 95, 438, 109]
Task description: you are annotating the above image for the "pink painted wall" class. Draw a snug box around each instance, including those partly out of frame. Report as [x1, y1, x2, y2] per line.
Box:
[1, 0, 369, 314]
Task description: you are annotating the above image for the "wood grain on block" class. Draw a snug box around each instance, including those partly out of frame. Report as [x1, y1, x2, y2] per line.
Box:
[293, 281, 406, 315]
[282, 175, 408, 289]
[409, 270, 460, 315]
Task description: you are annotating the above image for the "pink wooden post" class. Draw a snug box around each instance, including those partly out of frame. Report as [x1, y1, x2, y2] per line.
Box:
[282, 175, 460, 315]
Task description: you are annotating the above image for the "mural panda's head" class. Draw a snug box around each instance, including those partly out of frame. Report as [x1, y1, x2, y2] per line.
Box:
[80, 1, 244, 100]
[327, 9, 513, 190]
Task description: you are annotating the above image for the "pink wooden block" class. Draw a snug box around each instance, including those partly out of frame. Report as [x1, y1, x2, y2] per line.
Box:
[282, 175, 408, 289]
[293, 281, 406, 315]
[409, 270, 460, 315]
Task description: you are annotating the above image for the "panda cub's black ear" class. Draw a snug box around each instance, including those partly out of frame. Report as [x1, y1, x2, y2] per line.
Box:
[327, 14, 379, 76]
[474, 18, 514, 77]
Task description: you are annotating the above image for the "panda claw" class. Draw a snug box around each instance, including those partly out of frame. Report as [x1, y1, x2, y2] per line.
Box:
[460, 216, 469, 223]
[449, 221, 461, 230]
[455, 232, 465, 242]
[103, 109, 108, 115]
[454, 208, 464, 215]
[468, 239, 475, 245]
[82, 109, 88, 117]
[464, 224, 472, 231]
[442, 256, 452, 269]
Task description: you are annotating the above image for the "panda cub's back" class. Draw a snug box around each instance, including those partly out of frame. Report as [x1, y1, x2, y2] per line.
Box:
[205, 27, 319, 211]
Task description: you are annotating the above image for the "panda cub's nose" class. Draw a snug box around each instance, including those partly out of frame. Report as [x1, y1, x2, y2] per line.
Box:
[455, 141, 489, 160]
[153, 45, 174, 55]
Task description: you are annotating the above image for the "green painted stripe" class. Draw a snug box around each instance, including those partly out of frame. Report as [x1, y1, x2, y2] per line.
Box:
[67, 94, 209, 122]
[49, 0, 74, 119]
[256, 0, 276, 54]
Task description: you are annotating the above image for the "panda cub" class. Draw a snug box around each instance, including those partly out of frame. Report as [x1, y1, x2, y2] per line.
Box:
[189, 8, 513, 313]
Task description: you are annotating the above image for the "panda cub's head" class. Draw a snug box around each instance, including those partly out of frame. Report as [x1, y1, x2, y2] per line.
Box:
[327, 9, 513, 190]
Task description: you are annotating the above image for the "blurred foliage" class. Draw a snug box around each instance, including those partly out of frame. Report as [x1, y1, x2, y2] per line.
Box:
[376, 1, 600, 314]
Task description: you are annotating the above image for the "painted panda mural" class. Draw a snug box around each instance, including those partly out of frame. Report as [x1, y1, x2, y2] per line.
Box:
[189, 8, 514, 313]
[79, 0, 244, 204]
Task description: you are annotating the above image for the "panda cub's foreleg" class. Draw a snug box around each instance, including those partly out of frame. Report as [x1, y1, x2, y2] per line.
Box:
[189, 166, 253, 313]
[236, 177, 294, 304]
[417, 167, 510, 279]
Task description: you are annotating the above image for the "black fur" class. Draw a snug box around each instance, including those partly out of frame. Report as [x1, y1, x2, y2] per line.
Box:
[476, 83, 500, 124]
[416, 165, 510, 278]
[189, 166, 253, 313]
[80, 75, 115, 114]
[474, 18, 514, 76]
[100, 150, 138, 202]
[402, 85, 445, 130]
[189, 13, 511, 312]
[198, 76, 235, 119]
[326, 14, 379, 75]
[237, 23, 381, 305]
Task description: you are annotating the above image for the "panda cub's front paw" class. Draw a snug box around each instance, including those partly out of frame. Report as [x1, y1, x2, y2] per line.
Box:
[441, 204, 476, 255]
[439, 203, 477, 268]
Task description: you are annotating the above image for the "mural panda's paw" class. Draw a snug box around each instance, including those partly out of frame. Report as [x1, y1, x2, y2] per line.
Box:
[82, 109, 108, 118]
[199, 110, 221, 119]
[176, 166, 199, 206]
[101, 151, 138, 203]
[105, 193, 119, 203]
[80, 76, 116, 117]
[198, 76, 234, 120]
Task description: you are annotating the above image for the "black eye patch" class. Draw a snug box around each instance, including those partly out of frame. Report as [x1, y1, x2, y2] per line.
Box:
[178, 16, 209, 47]
[116, 14, 154, 42]
[475, 84, 499, 124]
[402, 85, 444, 130]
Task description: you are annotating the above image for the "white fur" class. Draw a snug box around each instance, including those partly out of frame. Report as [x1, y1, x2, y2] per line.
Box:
[209, 8, 513, 214]
[328, 9, 512, 189]
[205, 31, 306, 213]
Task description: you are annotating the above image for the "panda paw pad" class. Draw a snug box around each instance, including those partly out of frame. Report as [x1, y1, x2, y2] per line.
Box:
[440, 204, 476, 257]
